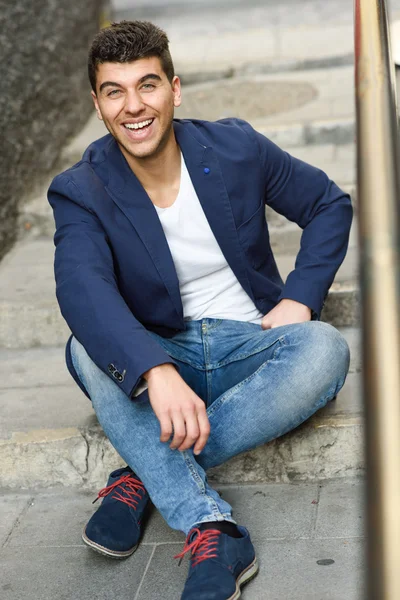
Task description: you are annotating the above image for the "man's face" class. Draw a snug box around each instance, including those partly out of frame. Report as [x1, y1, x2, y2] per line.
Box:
[91, 57, 181, 160]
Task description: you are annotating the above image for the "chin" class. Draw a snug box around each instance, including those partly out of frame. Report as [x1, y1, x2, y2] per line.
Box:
[128, 146, 158, 159]
[128, 137, 165, 160]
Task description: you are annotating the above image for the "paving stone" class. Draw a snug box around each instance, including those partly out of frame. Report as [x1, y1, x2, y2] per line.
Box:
[241, 538, 364, 600]
[142, 482, 319, 544]
[141, 506, 186, 544]
[0, 493, 31, 547]
[211, 483, 319, 540]
[315, 479, 366, 540]
[135, 542, 189, 600]
[7, 489, 95, 548]
[135, 538, 364, 600]
[0, 545, 154, 600]
[0, 476, 365, 599]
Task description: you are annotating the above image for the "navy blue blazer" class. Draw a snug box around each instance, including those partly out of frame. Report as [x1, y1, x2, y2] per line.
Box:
[48, 118, 352, 399]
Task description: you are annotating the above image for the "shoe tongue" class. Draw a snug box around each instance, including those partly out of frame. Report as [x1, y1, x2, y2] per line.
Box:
[190, 526, 220, 545]
[110, 466, 133, 480]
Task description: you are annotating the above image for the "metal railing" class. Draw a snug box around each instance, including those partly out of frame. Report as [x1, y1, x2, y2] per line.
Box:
[354, 1, 400, 597]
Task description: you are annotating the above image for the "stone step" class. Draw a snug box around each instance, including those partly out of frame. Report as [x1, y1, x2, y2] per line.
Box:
[0, 328, 363, 489]
[269, 218, 358, 255]
[0, 237, 359, 350]
[130, 5, 357, 84]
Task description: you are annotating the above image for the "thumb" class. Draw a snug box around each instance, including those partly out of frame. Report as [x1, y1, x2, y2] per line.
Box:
[261, 317, 272, 330]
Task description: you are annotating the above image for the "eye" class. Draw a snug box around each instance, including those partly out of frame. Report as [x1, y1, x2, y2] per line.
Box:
[108, 89, 121, 97]
[141, 83, 155, 91]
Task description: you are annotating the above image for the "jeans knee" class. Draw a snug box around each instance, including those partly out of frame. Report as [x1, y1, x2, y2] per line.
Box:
[70, 336, 103, 394]
[306, 321, 350, 385]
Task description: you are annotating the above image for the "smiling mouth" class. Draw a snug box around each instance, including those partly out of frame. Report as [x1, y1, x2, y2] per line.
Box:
[123, 118, 154, 131]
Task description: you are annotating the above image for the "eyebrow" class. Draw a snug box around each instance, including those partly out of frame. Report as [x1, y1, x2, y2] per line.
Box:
[99, 73, 162, 93]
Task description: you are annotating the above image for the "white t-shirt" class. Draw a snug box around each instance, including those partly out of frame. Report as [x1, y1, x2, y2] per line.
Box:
[154, 154, 264, 325]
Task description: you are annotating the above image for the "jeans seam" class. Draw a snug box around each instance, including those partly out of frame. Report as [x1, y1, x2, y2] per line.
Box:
[206, 339, 285, 419]
[201, 324, 213, 404]
[207, 318, 223, 331]
[182, 451, 224, 518]
[206, 369, 212, 407]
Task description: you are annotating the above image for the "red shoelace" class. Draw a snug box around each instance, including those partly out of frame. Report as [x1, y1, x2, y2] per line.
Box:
[174, 528, 222, 567]
[93, 474, 146, 510]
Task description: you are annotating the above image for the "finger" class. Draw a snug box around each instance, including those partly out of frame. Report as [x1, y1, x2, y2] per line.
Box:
[177, 407, 200, 451]
[193, 408, 211, 455]
[158, 412, 173, 443]
[261, 319, 272, 330]
[170, 412, 186, 449]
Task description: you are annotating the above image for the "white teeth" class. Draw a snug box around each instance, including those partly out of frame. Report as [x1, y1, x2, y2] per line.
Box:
[124, 119, 153, 130]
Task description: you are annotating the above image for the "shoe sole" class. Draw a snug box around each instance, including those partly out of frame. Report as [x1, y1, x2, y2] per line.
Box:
[229, 556, 259, 599]
[82, 529, 138, 559]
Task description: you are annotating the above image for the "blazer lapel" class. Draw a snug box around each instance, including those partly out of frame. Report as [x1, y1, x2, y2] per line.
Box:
[105, 139, 184, 322]
[174, 121, 254, 302]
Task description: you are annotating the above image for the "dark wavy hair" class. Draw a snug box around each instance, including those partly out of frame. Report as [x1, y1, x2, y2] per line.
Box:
[88, 20, 175, 92]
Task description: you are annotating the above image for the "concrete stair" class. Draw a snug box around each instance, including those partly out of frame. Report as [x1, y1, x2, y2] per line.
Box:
[0, 58, 363, 490]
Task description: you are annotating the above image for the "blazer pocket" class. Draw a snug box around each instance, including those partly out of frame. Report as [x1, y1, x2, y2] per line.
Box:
[237, 202, 270, 269]
[236, 200, 264, 231]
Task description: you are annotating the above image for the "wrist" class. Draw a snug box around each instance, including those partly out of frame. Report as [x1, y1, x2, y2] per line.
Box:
[142, 362, 176, 382]
[280, 298, 311, 314]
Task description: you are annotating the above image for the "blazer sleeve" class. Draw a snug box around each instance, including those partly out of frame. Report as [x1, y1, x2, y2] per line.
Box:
[48, 173, 177, 399]
[242, 121, 353, 317]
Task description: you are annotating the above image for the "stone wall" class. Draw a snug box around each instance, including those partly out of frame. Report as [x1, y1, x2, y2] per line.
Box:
[0, 0, 103, 260]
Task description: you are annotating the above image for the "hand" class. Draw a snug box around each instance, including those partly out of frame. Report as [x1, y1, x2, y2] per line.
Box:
[143, 363, 210, 455]
[261, 299, 312, 330]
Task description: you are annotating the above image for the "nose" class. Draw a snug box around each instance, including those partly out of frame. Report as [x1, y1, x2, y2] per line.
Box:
[124, 89, 146, 115]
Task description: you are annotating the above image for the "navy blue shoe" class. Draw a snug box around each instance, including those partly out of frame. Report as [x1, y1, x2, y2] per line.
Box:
[82, 466, 149, 558]
[175, 526, 259, 599]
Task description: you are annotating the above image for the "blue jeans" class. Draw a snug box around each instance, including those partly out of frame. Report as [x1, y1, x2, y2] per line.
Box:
[71, 319, 350, 534]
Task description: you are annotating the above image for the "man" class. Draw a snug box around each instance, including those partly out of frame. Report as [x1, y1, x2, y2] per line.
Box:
[48, 20, 352, 600]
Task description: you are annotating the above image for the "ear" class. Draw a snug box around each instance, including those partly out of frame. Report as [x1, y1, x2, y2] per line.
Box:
[172, 76, 182, 108]
[91, 90, 103, 121]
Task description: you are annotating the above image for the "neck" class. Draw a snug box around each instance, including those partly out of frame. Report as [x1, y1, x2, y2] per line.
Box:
[120, 127, 181, 191]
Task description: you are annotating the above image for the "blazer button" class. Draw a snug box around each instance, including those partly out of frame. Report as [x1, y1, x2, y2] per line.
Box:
[108, 364, 115, 373]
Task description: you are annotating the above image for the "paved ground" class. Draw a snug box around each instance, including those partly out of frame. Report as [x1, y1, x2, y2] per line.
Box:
[0, 479, 365, 600]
